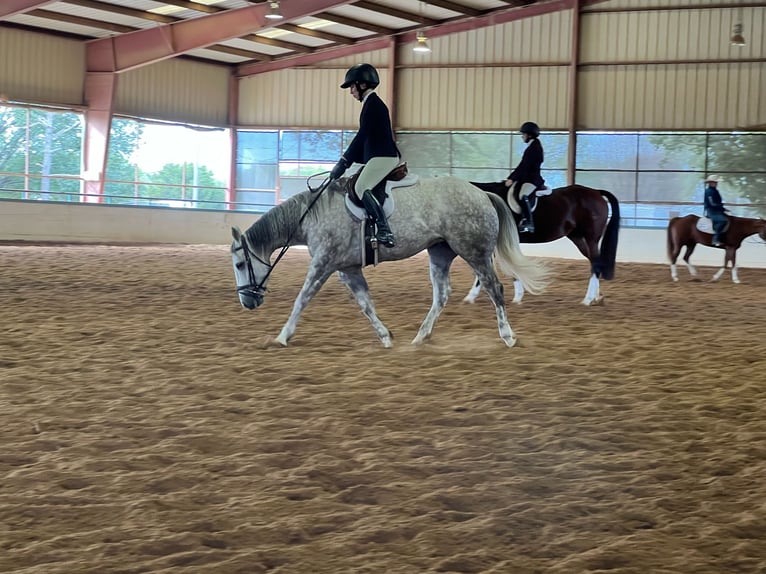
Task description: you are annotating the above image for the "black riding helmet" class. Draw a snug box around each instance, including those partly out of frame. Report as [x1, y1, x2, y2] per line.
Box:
[341, 63, 380, 89]
[519, 121, 540, 138]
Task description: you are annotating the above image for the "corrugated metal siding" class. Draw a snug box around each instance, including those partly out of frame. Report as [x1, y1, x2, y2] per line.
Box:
[578, 6, 766, 130]
[320, 49, 389, 68]
[115, 59, 230, 126]
[158, 2, 764, 132]
[585, 0, 743, 9]
[399, 9, 572, 66]
[238, 67, 391, 127]
[578, 62, 766, 130]
[0, 28, 84, 105]
[397, 67, 570, 130]
[580, 7, 765, 63]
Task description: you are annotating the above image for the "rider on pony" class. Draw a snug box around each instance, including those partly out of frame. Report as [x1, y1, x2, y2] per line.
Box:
[703, 174, 727, 247]
[330, 63, 400, 248]
[505, 121, 545, 234]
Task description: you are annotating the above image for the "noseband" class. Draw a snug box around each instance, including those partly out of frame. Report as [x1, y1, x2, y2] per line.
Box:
[234, 233, 271, 306]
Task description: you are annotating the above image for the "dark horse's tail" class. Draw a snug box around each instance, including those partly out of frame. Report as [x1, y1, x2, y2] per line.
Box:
[598, 190, 620, 280]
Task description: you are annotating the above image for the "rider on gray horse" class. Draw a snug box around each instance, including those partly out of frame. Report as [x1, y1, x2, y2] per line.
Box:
[330, 63, 399, 248]
[505, 121, 545, 234]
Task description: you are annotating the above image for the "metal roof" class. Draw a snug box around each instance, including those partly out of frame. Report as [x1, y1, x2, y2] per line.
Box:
[0, 1, 587, 75]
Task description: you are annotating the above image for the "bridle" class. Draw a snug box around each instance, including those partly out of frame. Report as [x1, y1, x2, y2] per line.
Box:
[234, 174, 332, 303]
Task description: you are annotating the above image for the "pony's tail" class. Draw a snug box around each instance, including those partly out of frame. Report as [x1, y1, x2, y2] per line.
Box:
[598, 190, 621, 280]
[486, 193, 551, 295]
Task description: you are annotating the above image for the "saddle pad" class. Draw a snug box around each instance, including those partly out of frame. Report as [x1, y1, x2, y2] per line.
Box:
[537, 186, 553, 197]
[508, 185, 551, 213]
[344, 174, 419, 221]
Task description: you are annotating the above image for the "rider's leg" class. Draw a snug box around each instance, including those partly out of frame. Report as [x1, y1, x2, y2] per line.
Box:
[711, 213, 726, 246]
[518, 183, 536, 233]
[355, 156, 399, 248]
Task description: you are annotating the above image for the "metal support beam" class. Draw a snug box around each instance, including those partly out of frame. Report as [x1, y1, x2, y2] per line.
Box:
[0, 0, 55, 19]
[387, 37, 397, 132]
[421, 0, 482, 17]
[82, 72, 117, 203]
[236, 37, 391, 77]
[567, 0, 579, 185]
[277, 22, 353, 44]
[398, 0, 571, 43]
[353, 1, 438, 26]
[86, 0, 354, 73]
[314, 11, 395, 35]
[227, 73, 239, 210]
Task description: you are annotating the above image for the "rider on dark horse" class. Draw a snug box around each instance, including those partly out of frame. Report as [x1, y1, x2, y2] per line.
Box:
[703, 174, 727, 247]
[505, 121, 545, 234]
[330, 63, 399, 248]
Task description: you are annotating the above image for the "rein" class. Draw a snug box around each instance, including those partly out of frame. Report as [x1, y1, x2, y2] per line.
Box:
[236, 173, 331, 302]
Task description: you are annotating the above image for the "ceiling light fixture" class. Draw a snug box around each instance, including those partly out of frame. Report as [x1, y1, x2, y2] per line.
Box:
[265, 1, 283, 20]
[412, 2, 431, 54]
[731, 7, 745, 46]
[413, 30, 431, 53]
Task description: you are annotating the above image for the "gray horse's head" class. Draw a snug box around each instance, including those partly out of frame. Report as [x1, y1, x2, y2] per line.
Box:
[231, 226, 271, 310]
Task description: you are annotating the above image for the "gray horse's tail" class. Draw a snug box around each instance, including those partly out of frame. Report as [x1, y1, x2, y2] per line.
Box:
[487, 193, 550, 295]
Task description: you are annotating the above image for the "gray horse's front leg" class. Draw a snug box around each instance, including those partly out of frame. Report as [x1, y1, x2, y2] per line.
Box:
[275, 263, 334, 346]
[337, 269, 393, 348]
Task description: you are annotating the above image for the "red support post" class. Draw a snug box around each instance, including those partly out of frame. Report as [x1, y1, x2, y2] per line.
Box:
[82, 72, 117, 203]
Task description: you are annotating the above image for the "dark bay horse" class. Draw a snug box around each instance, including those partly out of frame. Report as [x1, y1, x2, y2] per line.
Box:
[667, 214, 766, 283]
[466, 183, 620, 305]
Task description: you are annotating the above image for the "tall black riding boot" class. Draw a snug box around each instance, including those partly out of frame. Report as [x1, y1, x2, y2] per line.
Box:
[361, 190, 395, 248]
[519, 196, 535, 234]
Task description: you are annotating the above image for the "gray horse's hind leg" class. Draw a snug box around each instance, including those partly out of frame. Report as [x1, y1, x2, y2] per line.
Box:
[413, 244, 456, 345]
[472, 261, 516, 347]
[275, 261, 334, 346]
[337, 269, 393, 348]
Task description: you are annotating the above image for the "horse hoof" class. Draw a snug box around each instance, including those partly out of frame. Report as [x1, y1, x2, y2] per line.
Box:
[462, 296, 476, 304]
[275, 336, 288, 347]
[381, 337, 394, 348]
[502, 337, 517, 348]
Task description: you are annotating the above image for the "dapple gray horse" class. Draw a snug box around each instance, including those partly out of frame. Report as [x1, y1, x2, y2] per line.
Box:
[231, 175, 549, 348]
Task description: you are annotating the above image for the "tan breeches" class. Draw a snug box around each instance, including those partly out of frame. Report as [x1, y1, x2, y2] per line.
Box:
[354, 156, 400, 200]
[518, 182, 538, 199]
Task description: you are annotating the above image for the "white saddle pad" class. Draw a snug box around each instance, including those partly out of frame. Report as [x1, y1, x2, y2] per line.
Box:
[344, 174, 419, 221]
[508, 185, 552, 214]
[696, 217, 714, 233]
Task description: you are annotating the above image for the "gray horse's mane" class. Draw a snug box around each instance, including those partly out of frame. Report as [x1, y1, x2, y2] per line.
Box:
[244, 183, 339, 247]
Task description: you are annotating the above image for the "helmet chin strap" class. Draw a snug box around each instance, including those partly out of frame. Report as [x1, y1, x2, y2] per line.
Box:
[355, 82, 370, 100]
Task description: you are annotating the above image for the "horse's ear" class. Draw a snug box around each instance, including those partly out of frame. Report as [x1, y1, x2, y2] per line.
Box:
[231, 226, 242, 242]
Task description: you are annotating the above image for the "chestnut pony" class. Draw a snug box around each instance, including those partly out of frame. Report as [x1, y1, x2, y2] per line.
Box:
[667, 214, 766, 283]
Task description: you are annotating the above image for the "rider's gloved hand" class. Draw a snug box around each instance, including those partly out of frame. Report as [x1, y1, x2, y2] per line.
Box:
[330, 157, 348, 180]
